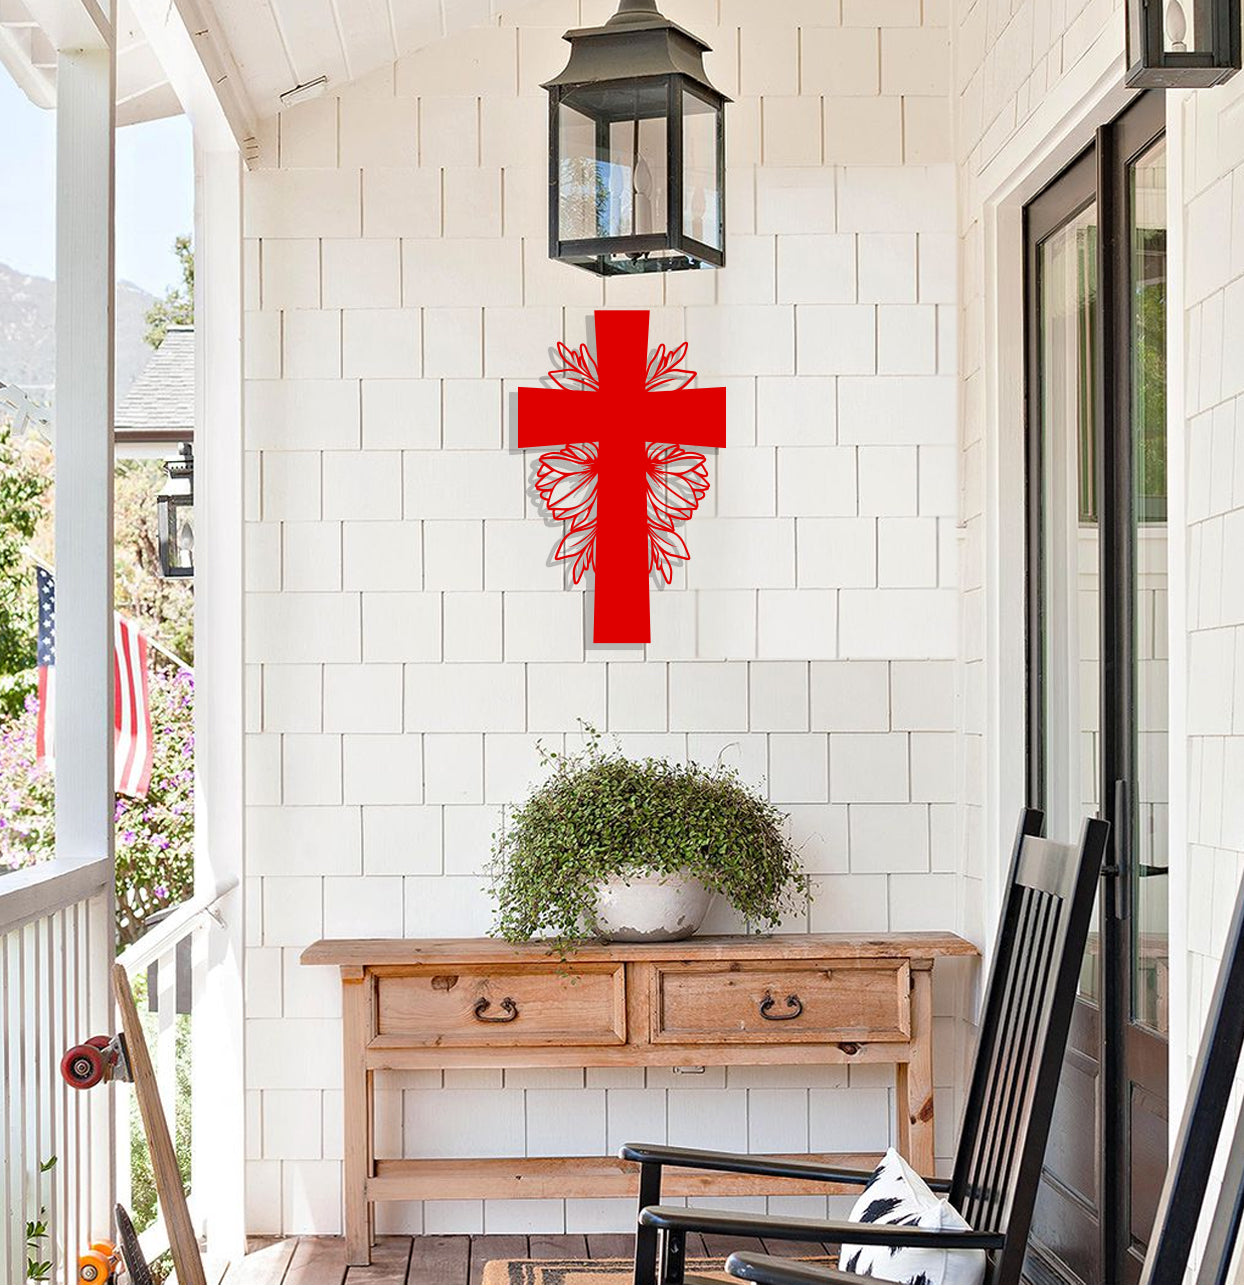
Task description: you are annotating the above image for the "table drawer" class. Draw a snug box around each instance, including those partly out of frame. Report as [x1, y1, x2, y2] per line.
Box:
[651, 960, 910, 1044]
[373, 963, 626, 1047]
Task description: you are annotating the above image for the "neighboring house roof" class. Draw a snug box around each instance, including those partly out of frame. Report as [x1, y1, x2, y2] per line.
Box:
[114, 325, 194, 441]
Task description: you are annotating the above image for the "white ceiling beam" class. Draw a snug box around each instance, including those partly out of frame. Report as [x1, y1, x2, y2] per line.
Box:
[0, 21, 55, 103]
[126, 0, 256, 156]
[22, 0, 110, 49]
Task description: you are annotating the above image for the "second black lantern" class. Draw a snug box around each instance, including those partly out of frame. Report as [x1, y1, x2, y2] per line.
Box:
[544, 0, 728, 276]
[1126, 0, 1240, 86]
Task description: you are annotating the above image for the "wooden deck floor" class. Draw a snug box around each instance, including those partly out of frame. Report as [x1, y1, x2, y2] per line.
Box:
[220, 1232, 838, 1284]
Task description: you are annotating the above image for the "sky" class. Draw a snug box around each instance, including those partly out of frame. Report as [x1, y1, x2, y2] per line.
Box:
[0, 69, 194, 298]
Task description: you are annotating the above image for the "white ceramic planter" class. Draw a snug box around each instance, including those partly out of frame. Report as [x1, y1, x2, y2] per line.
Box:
[592, 872, 715, 942]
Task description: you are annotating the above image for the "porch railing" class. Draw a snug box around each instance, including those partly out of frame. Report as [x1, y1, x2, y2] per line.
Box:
[0, 856, 113, 1286]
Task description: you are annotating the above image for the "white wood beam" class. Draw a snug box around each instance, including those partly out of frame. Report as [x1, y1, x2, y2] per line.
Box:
[0, 23, 56, 106]
[23, 0, 110, 50]
[53, 40, 117, 1235]
[127, 0, 257, 156]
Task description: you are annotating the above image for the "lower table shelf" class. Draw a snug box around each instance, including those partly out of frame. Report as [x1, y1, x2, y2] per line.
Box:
[368, 1153, 884, 1202]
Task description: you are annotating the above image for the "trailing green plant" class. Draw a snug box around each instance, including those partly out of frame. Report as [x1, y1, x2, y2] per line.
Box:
[25, 1155, 57, 1284]
[488, 728, 810, 951]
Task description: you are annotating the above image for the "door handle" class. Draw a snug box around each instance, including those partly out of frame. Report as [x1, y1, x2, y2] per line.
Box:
[1110, 779, 1131, 921]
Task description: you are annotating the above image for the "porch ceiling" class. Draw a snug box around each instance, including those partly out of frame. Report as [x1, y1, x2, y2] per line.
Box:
[2, 0, 544, 131]
[203, 0, 530, 119]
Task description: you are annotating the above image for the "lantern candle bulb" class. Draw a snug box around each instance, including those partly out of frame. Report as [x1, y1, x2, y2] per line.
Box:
[1166, 0, 1188, 50]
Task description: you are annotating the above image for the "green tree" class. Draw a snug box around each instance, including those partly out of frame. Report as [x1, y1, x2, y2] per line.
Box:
[144, 235, 194, 349]
[0, 427, 51, 717]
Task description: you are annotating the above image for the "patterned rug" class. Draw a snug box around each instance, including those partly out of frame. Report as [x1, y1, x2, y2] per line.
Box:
[482, 1254, 838, 1284]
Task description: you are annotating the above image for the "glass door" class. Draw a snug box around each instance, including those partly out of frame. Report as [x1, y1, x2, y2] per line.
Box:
[1124, 130, 1170, 1280]
[1024, 91, 1167, 1285]
[1026, 153, 1106, 1285]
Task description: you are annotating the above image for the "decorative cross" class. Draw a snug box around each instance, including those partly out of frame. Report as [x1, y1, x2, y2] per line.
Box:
[517, 310, 726, 644]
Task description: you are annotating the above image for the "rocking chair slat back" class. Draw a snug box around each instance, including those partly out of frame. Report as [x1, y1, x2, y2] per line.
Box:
[950, 811, 1109, 1283]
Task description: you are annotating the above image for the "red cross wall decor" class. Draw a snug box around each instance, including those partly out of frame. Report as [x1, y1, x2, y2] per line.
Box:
[517, 310, 727, 645]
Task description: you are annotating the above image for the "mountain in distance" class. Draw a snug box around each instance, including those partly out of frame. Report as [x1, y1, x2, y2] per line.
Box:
[0, 261, 158, 410]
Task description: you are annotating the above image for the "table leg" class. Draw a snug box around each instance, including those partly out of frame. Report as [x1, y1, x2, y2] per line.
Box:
[897, 966, 935, 1175]
[343, 973, 371, 1265]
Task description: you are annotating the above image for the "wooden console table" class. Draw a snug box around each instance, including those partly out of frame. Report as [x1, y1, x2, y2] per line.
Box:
[301, 933, 975, 1266]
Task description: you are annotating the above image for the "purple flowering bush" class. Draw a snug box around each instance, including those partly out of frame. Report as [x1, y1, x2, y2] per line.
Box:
[0, 664, 195, 947]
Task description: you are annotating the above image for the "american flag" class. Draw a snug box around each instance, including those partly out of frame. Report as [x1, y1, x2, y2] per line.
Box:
[35, 567, 154, 799]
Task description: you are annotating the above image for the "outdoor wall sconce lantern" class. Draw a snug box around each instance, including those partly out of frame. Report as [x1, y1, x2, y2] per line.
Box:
[544, 0, 728, 275]
[157, 443, 194, 579]
[1126, 0, 1240, 86]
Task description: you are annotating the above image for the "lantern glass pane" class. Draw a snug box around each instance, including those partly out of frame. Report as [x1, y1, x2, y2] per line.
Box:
[558, 82, 669, 242]
[683, 90, 721, 249]
[558, 100, 603, 241]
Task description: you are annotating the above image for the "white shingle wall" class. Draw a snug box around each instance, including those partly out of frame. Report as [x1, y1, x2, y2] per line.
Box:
[243, 0, 959, 1236]
[1180, 73, 1244, 1221]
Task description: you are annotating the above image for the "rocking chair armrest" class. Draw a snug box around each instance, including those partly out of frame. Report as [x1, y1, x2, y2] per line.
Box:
[619, 1142, 951, 1193]
[638, 1205, 1006, 1252]
[725, 1251, 879, 1285]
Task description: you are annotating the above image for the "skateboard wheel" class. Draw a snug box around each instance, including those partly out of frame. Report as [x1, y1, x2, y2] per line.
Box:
[61, 1043, 104, 1089]
[86, 1035, 111, 1050]
[77, 1250, 111, 1283]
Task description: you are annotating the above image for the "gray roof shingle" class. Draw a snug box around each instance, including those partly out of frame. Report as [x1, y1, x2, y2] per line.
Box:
[114, 324, 194, 435]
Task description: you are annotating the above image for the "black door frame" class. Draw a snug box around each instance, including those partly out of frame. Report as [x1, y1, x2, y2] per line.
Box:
[1023, 88, 1166, 1284]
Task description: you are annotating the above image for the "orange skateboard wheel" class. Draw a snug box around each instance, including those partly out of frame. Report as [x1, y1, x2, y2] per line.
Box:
[77, 1243, 116, 1283]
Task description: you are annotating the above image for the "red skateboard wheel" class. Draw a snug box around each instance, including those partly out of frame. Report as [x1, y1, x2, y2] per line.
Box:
[85, 1035, 110, 1050]
[61, 1043, 104, 1089]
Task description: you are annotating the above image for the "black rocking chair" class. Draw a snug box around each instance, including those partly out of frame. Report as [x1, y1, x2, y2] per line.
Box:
[622, 809, 1109, 1285]
[730, 852, 1244, 1287]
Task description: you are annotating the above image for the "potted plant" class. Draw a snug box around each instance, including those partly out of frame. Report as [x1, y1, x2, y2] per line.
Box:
[488, 730, 810, 949]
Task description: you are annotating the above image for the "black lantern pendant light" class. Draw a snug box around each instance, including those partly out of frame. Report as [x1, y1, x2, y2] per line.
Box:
[1126, 0, 1240, 86]
[544, 0, 728, 275]
[157, 443, 195, 579]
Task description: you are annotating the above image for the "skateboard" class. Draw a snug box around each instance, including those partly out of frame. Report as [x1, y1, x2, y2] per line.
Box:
[115, 1203, 153, 1284]
[62, 964, 206, 1285]
[76, 1203, 153, 1284]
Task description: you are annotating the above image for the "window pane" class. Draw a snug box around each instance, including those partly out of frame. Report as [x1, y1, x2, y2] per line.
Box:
[1039, 202, 1101, 1001]
[1130, 137, 1168, 1036]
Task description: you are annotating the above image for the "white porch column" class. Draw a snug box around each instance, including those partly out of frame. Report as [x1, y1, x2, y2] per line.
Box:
[52, 14, 117, 1237]
[122, 0, 250, 1250]
[191, 142, 247, 1259]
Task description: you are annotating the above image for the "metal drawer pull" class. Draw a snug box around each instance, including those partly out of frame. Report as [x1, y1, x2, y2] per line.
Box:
[759, 991, 803, 1021]
[473, 996, 519, 1023]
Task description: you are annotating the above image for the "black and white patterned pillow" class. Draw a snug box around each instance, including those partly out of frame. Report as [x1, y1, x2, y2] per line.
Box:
[838, 1148, 986, 1286]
